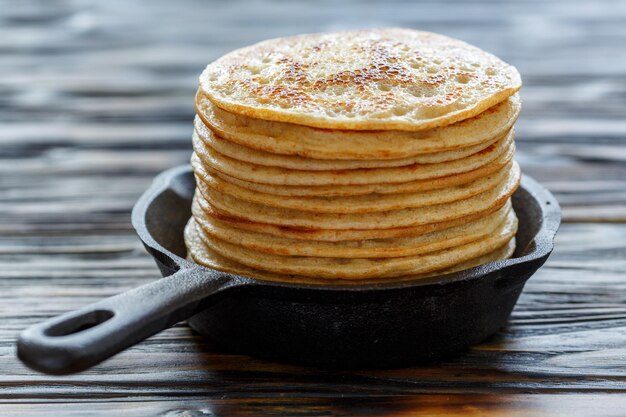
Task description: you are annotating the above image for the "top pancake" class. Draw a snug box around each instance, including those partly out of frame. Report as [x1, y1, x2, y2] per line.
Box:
[199, 28, 521, 131]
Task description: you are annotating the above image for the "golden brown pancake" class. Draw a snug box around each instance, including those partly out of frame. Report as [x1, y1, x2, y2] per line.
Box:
[193, 198, 512, 258]
[193, 155, 513, 213]
[193, 194, 510, 241]
[204, 147, 514, 197]
[194, 115, 502, 170]
[195, 161, 520, 230]
[190, 210, 518, 279]
[198, 29, 521, 131]
[185, 217, 516, 285]
[195, 93, 520, 160]
[192, 127, 514, 186]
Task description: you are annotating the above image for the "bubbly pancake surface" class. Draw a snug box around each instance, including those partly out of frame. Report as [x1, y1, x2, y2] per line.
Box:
[199, 29, 521, 131]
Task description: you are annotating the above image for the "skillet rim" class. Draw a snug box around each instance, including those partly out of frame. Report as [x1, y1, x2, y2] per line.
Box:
[131, 165, 560, 292]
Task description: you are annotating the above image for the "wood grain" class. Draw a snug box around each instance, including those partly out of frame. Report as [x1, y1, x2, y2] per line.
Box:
[1, 0, 625, 415]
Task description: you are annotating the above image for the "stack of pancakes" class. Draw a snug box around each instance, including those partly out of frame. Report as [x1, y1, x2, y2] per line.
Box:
[185, 29, 522, 284]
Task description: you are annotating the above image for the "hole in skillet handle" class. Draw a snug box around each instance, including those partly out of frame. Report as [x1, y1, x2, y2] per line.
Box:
[44, 310, 115, 337]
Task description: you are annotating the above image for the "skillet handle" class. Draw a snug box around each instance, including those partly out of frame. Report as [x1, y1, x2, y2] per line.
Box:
[17, 266, 240, 375]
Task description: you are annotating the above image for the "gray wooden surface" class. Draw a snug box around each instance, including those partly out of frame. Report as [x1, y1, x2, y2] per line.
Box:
[1, 0, 625, 415]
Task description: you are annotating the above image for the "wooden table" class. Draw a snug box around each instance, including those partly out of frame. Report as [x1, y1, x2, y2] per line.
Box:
[1, 0, 625, 415]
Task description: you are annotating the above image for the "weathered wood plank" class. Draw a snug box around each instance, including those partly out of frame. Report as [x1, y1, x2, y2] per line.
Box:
[1, 394, 624, 416]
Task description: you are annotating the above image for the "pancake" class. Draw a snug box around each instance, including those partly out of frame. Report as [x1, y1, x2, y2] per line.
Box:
[195, 160, 520, 230]
[194, 195, 509, 241]
[193, 197, 512, 258]
[192, 210, 518, 279]
[198, 29, 521, 132]
[206, 146, 513, 197]
[196, 93, 520, 160]
[195, 116, 503, 170]
[193, 155, 513, 213]
[185, 218, 516, 285]
[192, 128, 514, 186]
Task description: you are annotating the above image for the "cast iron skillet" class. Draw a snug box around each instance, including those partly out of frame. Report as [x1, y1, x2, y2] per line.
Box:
[17, 165, 560, 375]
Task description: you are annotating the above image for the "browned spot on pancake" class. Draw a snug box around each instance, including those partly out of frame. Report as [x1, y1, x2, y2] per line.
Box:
[277, 57, 312, 86]
[310, 42, 326, 52]
[206, 207, 255, 226]
[315, 64, 414, 90]
[421, 73, 447, 86]
[368, 257, 389, 263]
[277, 225, 320, 234]
[251, 84, 312, 107]
[476, 141, 498, 155]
